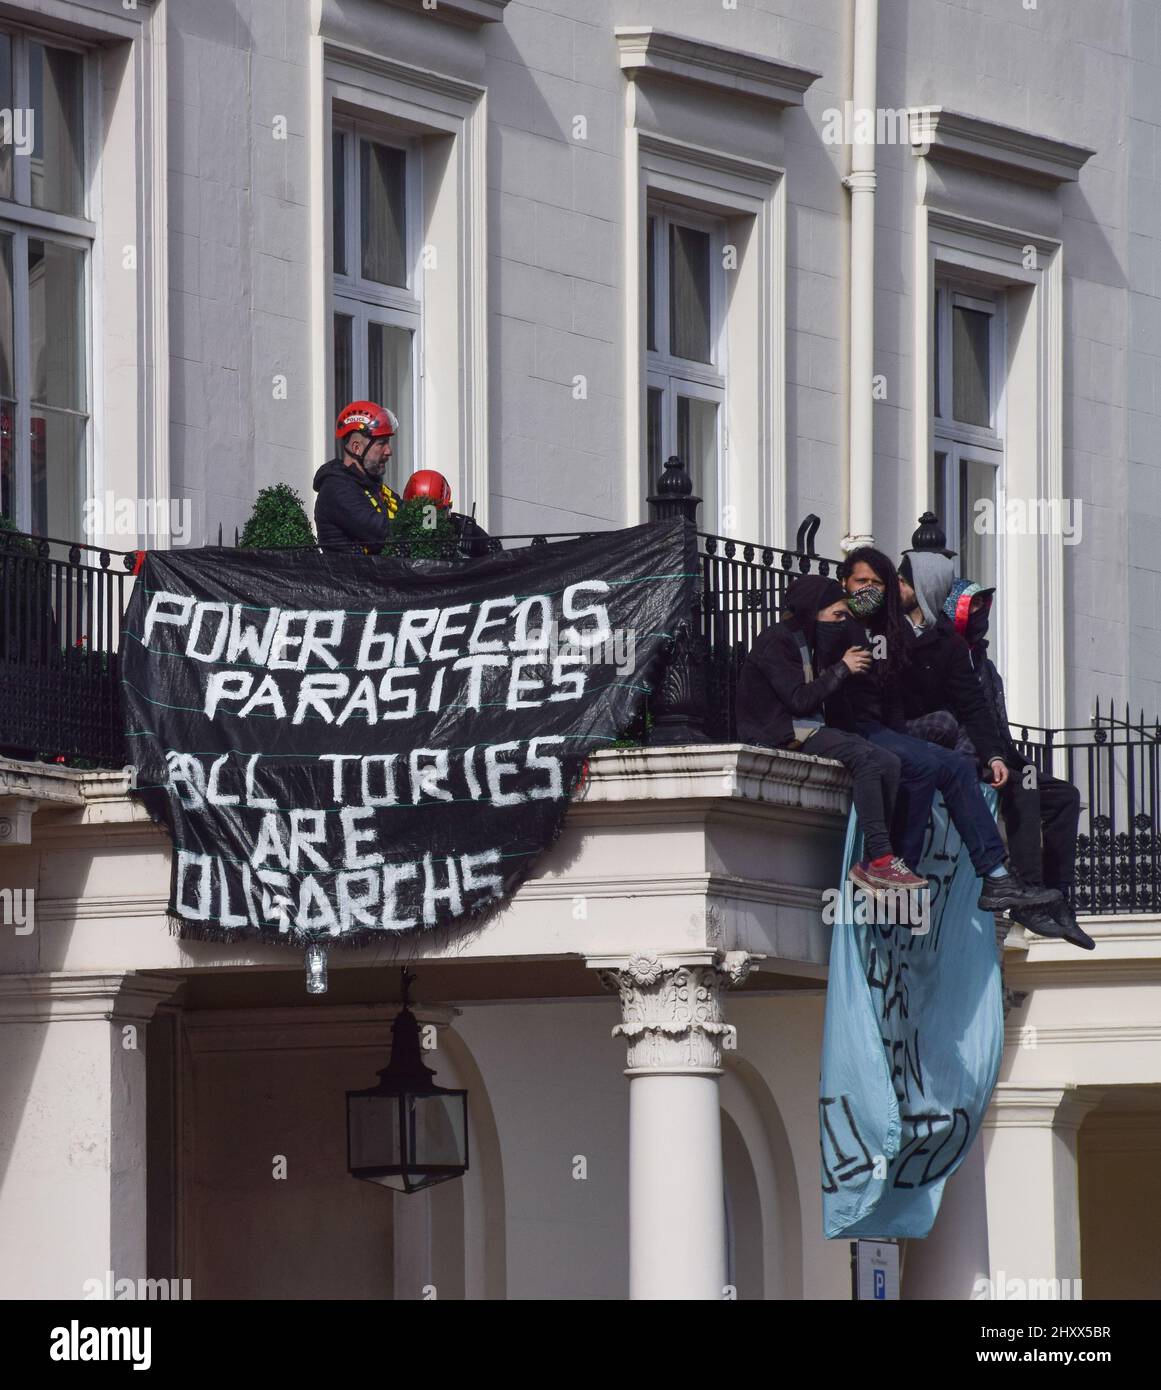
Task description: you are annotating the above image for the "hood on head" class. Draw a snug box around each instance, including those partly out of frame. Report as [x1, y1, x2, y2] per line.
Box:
[906, 549, 956, 626]
[784, 575, 844, 648]
[313, 458, 350, 492]
[943, 580, 995, 638]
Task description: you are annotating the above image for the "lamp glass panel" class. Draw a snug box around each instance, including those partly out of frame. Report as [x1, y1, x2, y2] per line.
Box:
[407, 1093, 466, 1168]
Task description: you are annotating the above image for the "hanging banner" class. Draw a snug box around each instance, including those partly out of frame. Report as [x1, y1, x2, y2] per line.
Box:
[121, 520, 695, 945]
[819, 791, 1004, 1239]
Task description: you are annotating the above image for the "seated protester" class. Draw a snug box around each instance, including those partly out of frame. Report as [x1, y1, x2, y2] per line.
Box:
[833, 548, 1057, 917]
[896, 550, 1012, 784]
[735, 574, 927, 893]
[944, 581, 1093, 951]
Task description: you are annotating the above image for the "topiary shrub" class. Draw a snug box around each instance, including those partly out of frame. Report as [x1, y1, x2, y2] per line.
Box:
[0, 513, 37, 554]
[238, 484, 316, 549]
[386, 496, 458, 559]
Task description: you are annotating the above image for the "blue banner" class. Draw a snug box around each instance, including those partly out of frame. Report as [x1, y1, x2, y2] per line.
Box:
[819, 791, 1004, 1239]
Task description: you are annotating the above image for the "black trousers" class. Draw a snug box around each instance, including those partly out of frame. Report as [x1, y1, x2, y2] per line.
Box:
[799, 725, 901, 861]
[1000, 770, 1081, 891]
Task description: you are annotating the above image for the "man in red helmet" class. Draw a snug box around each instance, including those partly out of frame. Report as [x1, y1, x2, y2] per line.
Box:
[313, 400, 402, 552]
[402, 468, 491, 556]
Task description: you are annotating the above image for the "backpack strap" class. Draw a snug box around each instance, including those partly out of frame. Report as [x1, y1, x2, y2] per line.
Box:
[789, 629, 824, 748]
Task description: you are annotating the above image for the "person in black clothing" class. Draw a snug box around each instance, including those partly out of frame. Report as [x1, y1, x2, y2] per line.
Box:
[896, 549, 1011, 787]
[942, 580, 1093, 951]
[834, 547, 1056, 918]
[736, 574, 927, 893]
[313, 399, 402, 552]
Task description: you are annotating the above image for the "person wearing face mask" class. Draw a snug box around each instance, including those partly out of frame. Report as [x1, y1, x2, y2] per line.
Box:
[735, 574, 928, 892]
[896, 549, 1012, 785]
[943, 580, 1092, 951]
[830, 548, 1057, 918]
[313, 400, 402, 552]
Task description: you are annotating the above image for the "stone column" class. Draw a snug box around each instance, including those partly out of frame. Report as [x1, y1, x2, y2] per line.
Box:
[594, 950, 752, 1301]
[980, 1084, 1106, 1299]
[0, 972, 181, 1298]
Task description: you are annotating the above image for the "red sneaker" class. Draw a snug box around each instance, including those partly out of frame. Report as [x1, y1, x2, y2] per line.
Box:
[863, 857, 928, 891]
[848, 861, 881, 894]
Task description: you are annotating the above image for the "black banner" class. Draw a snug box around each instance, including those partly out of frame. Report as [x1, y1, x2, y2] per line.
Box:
[121, 520, 695, 946]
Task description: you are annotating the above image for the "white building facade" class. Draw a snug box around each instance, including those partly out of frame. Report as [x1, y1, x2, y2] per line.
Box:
[0, 0, 1159, 1300]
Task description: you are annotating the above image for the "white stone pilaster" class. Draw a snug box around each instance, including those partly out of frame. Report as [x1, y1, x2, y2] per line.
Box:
[980, 1084, 1106, 1298]
[0, 972, 181, 1298]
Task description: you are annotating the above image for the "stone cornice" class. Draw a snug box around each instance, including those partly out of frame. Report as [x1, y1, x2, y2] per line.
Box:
[615, 26, 820, 109]
[1004, 1021, 1161, 1047]
[908, 106, 1095, 185]
[0, 971, 182, 1023]
[373, 0, 509, 26]
[983, 1084, 1108, 1131]
[0, 757, 144, 845]
[1008, 957, 1161, 988]
[0, 756, 134, 804]
[581, 743, 851, 816]
[181, 1002, 458, 1054]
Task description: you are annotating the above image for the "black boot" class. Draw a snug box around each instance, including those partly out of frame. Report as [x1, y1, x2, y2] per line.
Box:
[1046, 894, 1096, 951]
[1007, 903, 1068, 941]
[977, 866, 1061, 915]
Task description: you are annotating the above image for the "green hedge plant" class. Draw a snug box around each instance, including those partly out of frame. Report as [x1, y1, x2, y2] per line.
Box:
[239, 484, 316, 549]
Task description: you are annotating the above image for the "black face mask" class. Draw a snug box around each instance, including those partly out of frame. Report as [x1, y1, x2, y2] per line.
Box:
[815, 614, 867, 665]
[965, 610, 991, 646]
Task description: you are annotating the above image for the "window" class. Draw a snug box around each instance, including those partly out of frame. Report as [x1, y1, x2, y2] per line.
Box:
[932, 283, 1005, 593]
[0, 30, 89, 539]
[331, 119, 422, 486]
[645, 203, 726, 531]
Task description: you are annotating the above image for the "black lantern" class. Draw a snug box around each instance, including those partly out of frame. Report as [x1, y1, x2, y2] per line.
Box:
[346, 971, 469, 1194]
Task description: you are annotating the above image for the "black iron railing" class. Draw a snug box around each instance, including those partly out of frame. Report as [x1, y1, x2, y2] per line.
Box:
[1012, 701, 1161, 915]
[0, 529, 137, 766]
[695, 522, 836, 743]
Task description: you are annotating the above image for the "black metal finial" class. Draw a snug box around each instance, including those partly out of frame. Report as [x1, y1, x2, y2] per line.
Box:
[796, 514, 821, 556]
[646, 456, 701, 525]
[907, 511, 956, 557]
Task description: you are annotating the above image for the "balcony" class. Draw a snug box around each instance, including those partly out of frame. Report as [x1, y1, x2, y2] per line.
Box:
[0, 469, 1158, 916]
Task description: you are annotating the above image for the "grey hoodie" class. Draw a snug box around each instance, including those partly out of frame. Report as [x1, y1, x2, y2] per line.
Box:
[906, 549, 956, 627]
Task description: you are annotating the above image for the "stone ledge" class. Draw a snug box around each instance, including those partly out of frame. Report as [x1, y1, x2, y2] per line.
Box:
[375, 0, 509, 26]
[583, 742, 850, 815]
[0, 756, 143, 844]
[908, 106, 1095, 185]
[615, 26, 820, 108]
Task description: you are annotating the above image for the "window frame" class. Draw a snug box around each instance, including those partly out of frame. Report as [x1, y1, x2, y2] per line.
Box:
[645, 199, 728, 530]
[330, 115, 424, 480]
[0, 24, 94, 537]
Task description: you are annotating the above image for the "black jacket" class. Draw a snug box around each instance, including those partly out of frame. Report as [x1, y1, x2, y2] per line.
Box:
[735, 576, 853, 749]
[819, 615, 906, 735]
[739, 572, 878, 750]
[312, 459, 398, 552]
[969, 640, 1027, 766]
[902, 613, 1007, 764]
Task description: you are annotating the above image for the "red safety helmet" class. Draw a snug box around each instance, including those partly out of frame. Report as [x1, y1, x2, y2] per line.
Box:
[403, 469, 453, 509]
[336, 400, 398, 441]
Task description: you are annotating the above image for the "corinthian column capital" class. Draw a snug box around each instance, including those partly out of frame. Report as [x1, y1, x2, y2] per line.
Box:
[590, 951, 753, 1074]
